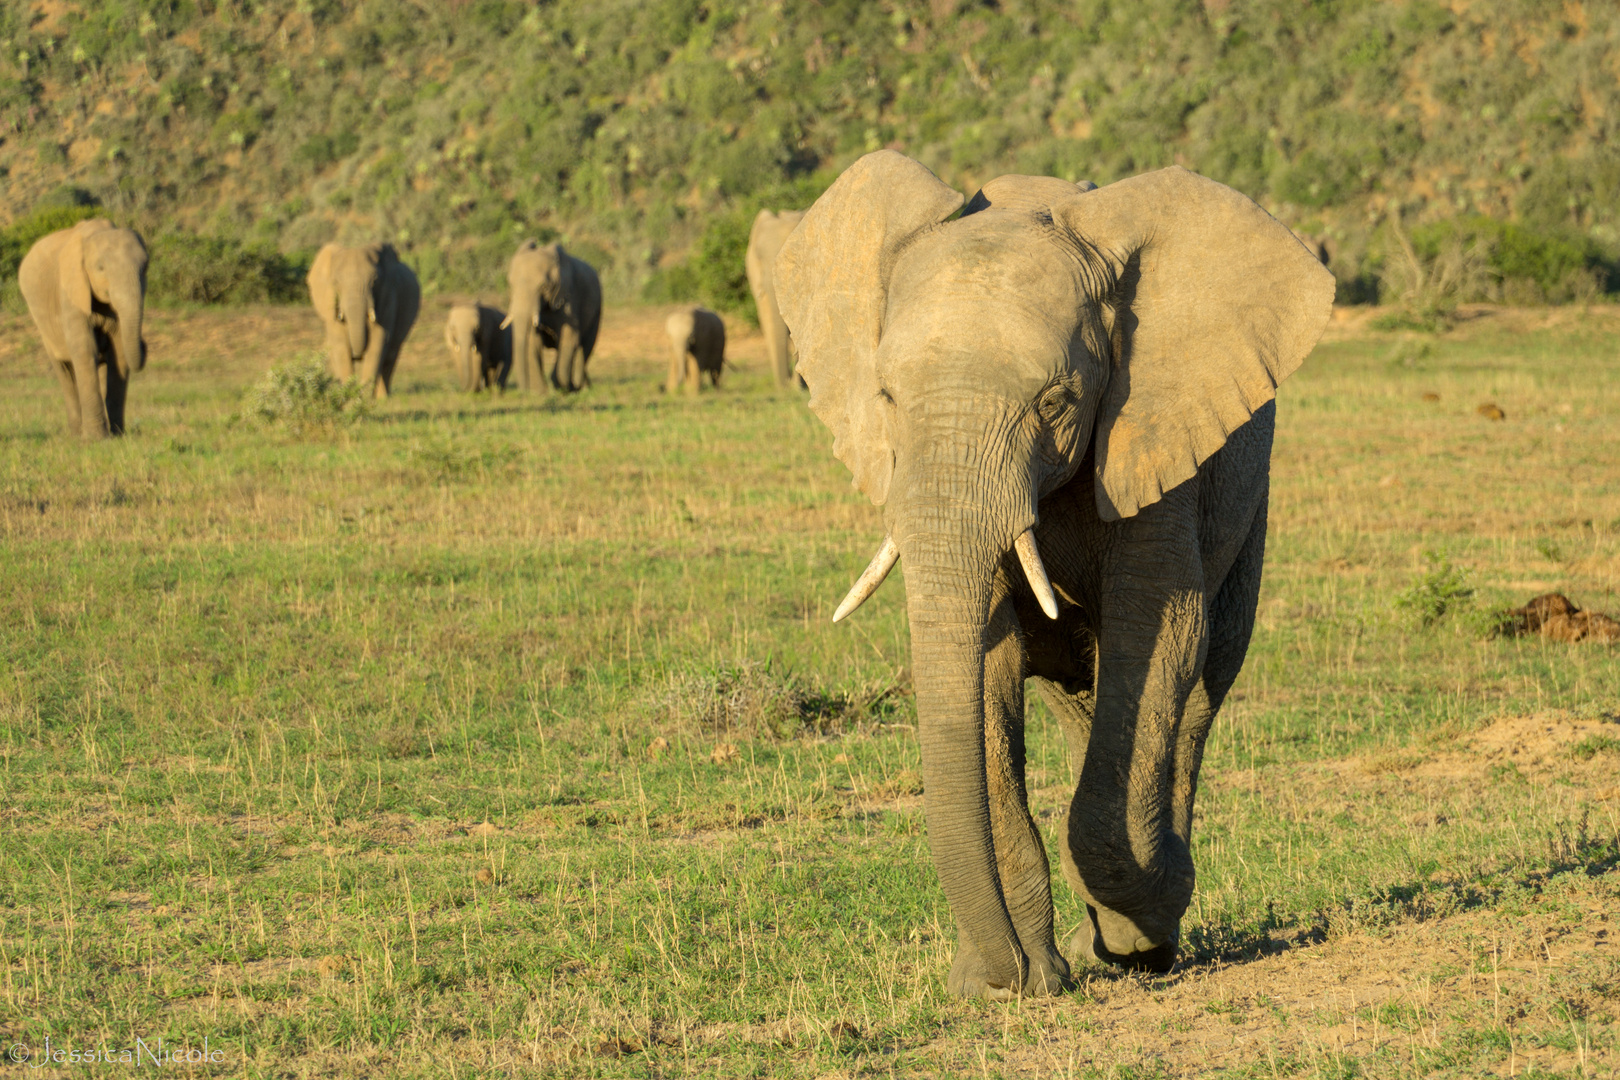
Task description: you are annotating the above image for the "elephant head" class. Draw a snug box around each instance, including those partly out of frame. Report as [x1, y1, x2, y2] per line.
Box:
[776, 152, 1331, 982]
[308, 243, 395, 362]
[68, 221, 148, 379]
[504, 241, 571, 389]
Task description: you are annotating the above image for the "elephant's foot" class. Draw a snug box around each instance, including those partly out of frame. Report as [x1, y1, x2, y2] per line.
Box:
[1068, 907, 1177, 974]
[947, 937, 1070, 1000]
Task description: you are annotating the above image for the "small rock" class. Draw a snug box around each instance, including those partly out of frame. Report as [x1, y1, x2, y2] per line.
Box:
[832, 752, 850, 764]
[315, 955, 346, 976]
[648, 736, 670, 758]
[476, 867, 495, 884]
[828, 1021, 862, 1041]
[470, 821, 499, 837]
[1477, 402, 1506, 420]
[1421, 392, 1440, 402]
[595, 1037, 641, 1058]
[711, 742, 739, 765]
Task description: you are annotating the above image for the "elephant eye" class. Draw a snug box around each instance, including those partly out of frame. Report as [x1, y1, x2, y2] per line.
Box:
[1037, 384, 1072, 424]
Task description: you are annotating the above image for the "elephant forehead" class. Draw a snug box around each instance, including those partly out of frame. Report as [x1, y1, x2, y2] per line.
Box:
[880, 217, 1088, 389]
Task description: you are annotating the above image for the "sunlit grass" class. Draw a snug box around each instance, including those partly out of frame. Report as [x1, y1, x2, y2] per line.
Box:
[0, 303, 1616, 1077]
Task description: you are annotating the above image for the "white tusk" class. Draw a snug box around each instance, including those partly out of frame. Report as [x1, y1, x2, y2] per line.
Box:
[499, 313, 514, 330]
[1015, 529, 1060, 620]
[833, 536, 899, 623]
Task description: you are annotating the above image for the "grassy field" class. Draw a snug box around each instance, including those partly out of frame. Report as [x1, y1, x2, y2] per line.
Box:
[0, 301, 1617, 1078]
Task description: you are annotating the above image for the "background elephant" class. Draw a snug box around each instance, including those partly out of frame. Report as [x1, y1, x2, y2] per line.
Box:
[504, 241, 601, 393]
[18, 219, 148, 439]
[306, 243, 420, 399]
[777, 152, 1333, 998]
[745, 209, 804, 387]
[664, 305, 726, 394]
[444, 303, 512, 392]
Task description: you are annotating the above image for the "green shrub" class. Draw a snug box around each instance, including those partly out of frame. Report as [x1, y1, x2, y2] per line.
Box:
[147, 233, 308, 306]
[1394, 551, 1474, 626]
[1406, 216, 1617, 305]
[0, 203, 103, 281]
[244, 355, 369, 434]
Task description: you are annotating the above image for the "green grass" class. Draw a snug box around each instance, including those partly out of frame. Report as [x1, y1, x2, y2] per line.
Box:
[0, 303, 1617, 1076]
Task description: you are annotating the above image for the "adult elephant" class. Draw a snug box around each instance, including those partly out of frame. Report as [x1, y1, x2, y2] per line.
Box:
[307, 242, 420, 398]
[19, 219, 148, 439]
[777, 152, 1332, 998]
[664, 305, 726, 394]
[444, 303, 511, 392]
[504, 241, 601, 393]
[745, 209, 803, 387]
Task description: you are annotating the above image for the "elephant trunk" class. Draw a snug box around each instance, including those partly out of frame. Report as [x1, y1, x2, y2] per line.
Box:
[891, 410, 1040, 994]
[108, 277, 145, 377]
[342, 282, 370, 362]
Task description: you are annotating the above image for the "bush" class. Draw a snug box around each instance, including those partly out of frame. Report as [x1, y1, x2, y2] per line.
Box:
[244, 355, 369, 434]
[0, 203, 103, 281]
[147, 233, 309, 306]
[1394, 550, 1474, 626]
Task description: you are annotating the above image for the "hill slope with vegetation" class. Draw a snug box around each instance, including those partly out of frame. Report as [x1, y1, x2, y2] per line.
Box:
[1, 0, 1616, 312]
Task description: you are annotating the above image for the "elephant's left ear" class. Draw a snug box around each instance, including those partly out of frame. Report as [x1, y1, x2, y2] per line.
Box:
[777, 151, 964, 505]
[1053, 168, 1334, 521]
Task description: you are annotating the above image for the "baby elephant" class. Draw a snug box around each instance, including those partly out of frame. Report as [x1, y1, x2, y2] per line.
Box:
[664, 306, 726, 394]
[444, 303, 512, 392]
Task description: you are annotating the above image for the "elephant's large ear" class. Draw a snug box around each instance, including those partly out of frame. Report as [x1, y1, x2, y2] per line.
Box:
[1053, 167, 1334, 521]
[777, 151, 964, 504]
[307, 245, 338, 316]
[57, 221, 101, 317]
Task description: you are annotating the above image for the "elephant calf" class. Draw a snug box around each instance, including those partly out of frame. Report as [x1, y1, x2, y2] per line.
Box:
[19, 219, 148, 439]
[307, 242, 421, 399]
[445, 303, 512, 392]
[664, 306, 726, 394]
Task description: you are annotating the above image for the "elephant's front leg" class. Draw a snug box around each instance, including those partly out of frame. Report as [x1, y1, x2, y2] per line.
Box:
[554, 323, 582, 392]
[973, 579, 1070, 995]
[102, 358, 129, 436]
[358, 321, 389, 399]
[1064, 488, 1206, 973]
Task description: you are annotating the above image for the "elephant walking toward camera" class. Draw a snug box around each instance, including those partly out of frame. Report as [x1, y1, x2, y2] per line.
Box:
[307, 243, 420, 398]
[745, 209, 804, 387]
[19, 219, 149, 439]
[777, 152, 1333, 998]
[505, 241, 601, 393]
[664, 305, 726, 394]
[445, 303, 511, 392]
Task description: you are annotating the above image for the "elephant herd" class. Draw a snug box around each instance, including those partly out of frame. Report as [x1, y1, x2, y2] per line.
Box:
[15, 212, 806, 439]
[16, 152, 1338, 1009]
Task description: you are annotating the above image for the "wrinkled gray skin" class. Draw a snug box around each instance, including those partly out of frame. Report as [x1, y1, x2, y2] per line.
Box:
[19, 219, 148, 439]
[777, 152, 1333, 999]
[664, 306, 726, 394]
[745, 209, 804, 387]
[505, 241, 601, 393]
[307, 243, 421, 399]
[445, 303, 512, 392]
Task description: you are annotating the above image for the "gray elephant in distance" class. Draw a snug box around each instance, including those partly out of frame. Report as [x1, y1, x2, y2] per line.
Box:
[745, 209, 803, 387]
[445, 303, 511, 392]
[664, 305, 726, 394]
[307, 242, 420, 399]
[777, 152, 1332, 998]
[504, 241, 601, 393]
[19, 219, 148, 439]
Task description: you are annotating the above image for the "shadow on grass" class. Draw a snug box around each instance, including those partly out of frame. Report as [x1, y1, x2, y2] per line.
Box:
[1166, 818, 1619, 975]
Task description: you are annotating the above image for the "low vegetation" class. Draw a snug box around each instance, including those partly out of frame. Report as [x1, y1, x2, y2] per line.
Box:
[0, 302, 1615, 1075]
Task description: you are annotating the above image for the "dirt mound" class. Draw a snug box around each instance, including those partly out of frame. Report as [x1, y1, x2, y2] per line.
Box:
[1496, 592, 1620, 643]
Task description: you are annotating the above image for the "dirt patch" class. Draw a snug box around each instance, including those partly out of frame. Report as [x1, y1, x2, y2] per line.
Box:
[1347, 710, 1620, 785]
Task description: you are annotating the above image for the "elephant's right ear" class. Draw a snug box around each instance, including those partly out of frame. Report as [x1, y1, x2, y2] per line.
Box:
[57, 223, 97, 317]
[307, 245, 338, 316]
[776, 151, 963, 505]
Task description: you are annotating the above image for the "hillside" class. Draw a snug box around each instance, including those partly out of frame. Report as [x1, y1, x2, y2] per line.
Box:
[1, 0, 1617, 309]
